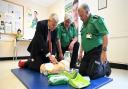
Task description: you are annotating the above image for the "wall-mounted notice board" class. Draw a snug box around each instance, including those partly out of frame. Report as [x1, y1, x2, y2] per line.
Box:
[0, 0, 24, 34]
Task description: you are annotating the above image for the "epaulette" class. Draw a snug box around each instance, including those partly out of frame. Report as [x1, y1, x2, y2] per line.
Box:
[93, 15, 99, 19]
[70, 22, 75, 27]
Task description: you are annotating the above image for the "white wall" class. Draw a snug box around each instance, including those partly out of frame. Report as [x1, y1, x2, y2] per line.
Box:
[1, 0, 128, 64]
[0, 0, 49, 57]
[79, 0, 128, 64]
[23, 6, 48, 39]
[10, 0, 65, 39]
[0, 0, 65, 57]
[5, 0, 48, 39]
[0, 34, 15, 57]
[48, 0, 65, 23]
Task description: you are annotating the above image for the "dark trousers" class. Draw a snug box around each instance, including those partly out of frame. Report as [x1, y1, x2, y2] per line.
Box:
[61, 42, 79, 68]
[26, 55, 50, 72]
[79, 45, 110, 79]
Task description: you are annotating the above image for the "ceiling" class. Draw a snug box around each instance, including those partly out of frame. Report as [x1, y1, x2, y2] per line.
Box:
[25, 0, 58, 7]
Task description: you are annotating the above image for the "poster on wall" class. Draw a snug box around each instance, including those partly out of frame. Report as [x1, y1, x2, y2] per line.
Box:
[98, 0, 107, 10]
[65, 0, 80, 42]
[0, 0, 23, 34]
[65, 0, 79, 30]
[26, 9, 38, 29]
[65, 0, 73, 14]
[30, 11, 38, 29]
[24, 8, 38, 39]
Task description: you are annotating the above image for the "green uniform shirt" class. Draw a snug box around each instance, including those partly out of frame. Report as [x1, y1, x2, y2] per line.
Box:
[57, 22, 77, 47]
[81, 15, 109, 52]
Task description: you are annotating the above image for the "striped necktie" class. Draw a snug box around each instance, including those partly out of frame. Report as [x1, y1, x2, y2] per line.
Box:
[48, 30, 52, 53]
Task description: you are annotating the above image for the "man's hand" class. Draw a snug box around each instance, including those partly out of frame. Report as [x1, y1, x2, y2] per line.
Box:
[78, 52, 83, 61]
[49, 55, 58, 64]
[68, 37, 77, 52]
[59, 52, 64, 60]
[78, 46, 84, 61]
[68, 42, 74, 52]
[101, 35, 108, 64]
[101, 51, 107, 64]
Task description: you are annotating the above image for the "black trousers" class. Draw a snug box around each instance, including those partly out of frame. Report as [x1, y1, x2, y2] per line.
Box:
[79, 45, 109, 79]
[61, 42, 79, 68]
[26, 55, 50, 72]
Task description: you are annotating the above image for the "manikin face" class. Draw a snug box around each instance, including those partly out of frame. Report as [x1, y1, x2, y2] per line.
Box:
[72, 2, 78, 22]
[17, 30, 21, 34]
[78, 7, 88, 23]
[48, 19, 57, 31]
[34, 11, 38, 17]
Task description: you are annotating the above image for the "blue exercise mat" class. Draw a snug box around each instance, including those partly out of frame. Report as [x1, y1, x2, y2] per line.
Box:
[11, 68, 113, 89]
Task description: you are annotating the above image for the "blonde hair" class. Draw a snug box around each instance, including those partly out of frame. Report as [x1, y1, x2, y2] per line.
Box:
[64, 14, 72, 22]
[49, 13, 59, 23]
[79, 3, 90, 11]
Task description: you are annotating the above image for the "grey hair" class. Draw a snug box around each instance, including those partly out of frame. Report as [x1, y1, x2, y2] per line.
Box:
[49, 13, 59, 23]
[64, 14, 72, 22]
[79, 3, 90, 11]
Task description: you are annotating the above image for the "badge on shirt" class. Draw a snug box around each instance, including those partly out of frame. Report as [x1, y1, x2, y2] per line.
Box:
[86, 33, 92, 39]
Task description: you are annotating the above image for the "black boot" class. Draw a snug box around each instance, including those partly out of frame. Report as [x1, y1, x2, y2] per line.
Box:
[103, 61, 111, 77]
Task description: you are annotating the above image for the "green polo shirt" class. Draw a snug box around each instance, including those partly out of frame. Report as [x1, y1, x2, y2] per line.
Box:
[57, 22, 77, 47]
[81, 15, 109, 52]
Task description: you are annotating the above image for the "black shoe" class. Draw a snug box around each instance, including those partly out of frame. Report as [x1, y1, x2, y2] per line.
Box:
[103, 61, 111, 76]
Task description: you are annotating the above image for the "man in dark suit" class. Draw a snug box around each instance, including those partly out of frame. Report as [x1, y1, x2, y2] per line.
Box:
[18, 13, 59, 72]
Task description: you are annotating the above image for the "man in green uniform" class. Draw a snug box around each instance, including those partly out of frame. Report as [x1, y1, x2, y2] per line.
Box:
[78, 4, 111, 79]
[57, 14, 79, 68]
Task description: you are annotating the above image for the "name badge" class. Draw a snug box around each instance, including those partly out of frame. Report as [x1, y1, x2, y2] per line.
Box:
[86, 33, 92, 39]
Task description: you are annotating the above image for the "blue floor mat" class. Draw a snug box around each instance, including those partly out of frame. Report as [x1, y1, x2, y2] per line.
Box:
[11, 68, 113, 89]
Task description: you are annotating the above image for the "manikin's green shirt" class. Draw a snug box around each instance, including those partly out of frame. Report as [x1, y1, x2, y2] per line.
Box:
[57, 22, 77, 47]
[81, 15, 109, 52]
